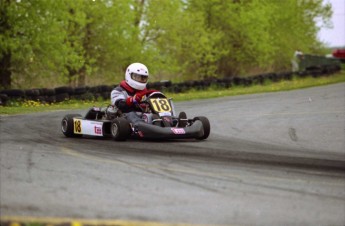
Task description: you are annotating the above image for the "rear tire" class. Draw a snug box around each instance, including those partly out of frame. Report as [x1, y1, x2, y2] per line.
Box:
[61, 114, 82, 138]
[111, 118, 132, 141]
[194, 116, 210, 140]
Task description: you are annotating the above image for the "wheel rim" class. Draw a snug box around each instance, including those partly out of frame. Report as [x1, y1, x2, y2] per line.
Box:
[111, 122, 119, 137]
[61, 119, 68, 133]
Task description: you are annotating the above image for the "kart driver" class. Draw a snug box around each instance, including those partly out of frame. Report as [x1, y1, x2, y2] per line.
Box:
[110, 62, 156, 125]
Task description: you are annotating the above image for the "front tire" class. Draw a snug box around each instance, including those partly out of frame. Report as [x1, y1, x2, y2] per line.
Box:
[61, 114, 83, 138]
[111, 118, 132, 141]
[194, 116, 210, 140]
[178, 111, 188, 128]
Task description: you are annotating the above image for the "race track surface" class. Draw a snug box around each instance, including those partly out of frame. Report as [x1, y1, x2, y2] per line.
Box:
[1, 83, 345, 226]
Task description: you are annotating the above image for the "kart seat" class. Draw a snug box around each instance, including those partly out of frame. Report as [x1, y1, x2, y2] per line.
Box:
[84, 108, 105, 120]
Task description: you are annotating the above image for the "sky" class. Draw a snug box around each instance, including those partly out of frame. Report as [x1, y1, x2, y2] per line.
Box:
[318, 0, 345, 47]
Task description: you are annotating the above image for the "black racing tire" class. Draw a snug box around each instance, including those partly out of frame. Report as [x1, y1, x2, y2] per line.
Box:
[61, 114, 83, 138]
[55, 93, 69, 102]
[111, 118, 132, 141]
[194, 116, 210, 140]
[74, 87, 87, 95]
[1, 89, 25, 97]
[25, 89, 40, 97]
[0, 94, 9, 105]
[55, 86, 74, 95]
[40, 88, 55, 96]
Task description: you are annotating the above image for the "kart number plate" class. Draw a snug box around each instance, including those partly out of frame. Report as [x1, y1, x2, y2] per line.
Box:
[149, 98, 172, 113]
[74, 119, 82, 134]
[73, 119, 104, 136]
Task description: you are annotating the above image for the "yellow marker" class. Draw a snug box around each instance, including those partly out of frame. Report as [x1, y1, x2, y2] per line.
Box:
[1, 216, 219, 226]
[149, 98, 172, 112]
[71, 221, 82, 226]
[73, 119, 82, 134]
[10, 223, 21, 226]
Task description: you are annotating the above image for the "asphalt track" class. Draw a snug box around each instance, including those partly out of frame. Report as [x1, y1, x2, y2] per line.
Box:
[1, 83, 345, 226]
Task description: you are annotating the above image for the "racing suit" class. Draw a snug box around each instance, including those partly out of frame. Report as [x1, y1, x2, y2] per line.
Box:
[110, 80, 147, 125]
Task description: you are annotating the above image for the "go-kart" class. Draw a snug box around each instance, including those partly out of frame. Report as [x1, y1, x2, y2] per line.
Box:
[61, 91, 210, 141]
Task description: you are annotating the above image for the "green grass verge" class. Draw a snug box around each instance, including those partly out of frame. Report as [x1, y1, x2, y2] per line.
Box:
[1, 71, 344, 115]
[170, 72, 345, 101]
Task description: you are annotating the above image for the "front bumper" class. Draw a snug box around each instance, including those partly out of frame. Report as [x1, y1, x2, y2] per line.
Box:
[135, 120, 204, 140]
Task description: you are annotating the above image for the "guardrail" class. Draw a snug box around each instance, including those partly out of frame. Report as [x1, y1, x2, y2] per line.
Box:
[0, 62, 341, 106]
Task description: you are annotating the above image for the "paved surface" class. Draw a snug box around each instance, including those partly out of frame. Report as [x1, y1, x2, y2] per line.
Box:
[1, 83, 345, 226]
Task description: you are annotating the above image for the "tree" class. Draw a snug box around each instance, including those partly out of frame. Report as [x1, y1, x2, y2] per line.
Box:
[0, 0, 11, 89]
[0, 0, 74, 89]
[0, 0, 332, 89]
[186, 0, 332, 77]
[139, 0, 227, 81]
[268, 0, 332, 71]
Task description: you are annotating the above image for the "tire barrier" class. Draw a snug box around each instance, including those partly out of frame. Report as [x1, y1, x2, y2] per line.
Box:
[0, 64, 341, 106]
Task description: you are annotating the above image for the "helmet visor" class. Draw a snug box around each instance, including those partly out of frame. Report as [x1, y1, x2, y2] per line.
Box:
[131, 73, 148, 83]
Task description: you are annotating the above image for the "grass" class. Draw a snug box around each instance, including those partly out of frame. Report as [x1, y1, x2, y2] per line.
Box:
[0, 99, 108, 115]
[170, 72, 345, 101]
[1, 71, 345, 115]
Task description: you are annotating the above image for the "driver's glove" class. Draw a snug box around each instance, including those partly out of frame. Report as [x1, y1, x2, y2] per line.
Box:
[126, 93, 143, 106]
[125, 89, 159, 106]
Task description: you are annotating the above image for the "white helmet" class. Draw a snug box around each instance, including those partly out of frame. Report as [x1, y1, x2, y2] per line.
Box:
[125, 63, 149, 90]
